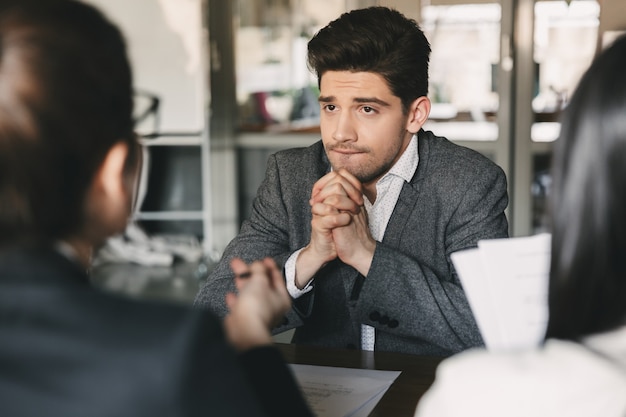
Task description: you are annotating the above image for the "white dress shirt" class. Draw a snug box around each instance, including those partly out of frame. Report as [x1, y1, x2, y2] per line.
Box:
[285, 134, 419, 350]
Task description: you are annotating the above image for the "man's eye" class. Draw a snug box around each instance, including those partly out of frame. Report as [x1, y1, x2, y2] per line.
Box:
[362, 106, 375, 113]
[324, 104, 336, 111]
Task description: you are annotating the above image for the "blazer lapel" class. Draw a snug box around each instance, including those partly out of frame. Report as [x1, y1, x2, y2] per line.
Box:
[382, 130, 430, 249]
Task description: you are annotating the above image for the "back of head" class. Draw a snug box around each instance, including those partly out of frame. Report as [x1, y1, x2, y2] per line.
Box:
[307, 6, 431, 112]
[546, 35, 626, 340]
[0, 0, 134, 247]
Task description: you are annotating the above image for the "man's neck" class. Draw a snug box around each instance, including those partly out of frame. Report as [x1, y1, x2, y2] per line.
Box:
[363, 183, 377, 205]
[364, 133, 418, 205]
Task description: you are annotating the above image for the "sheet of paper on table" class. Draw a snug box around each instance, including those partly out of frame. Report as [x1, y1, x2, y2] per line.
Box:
[289, 364, 401, 417]
[451, 233, 551, 352]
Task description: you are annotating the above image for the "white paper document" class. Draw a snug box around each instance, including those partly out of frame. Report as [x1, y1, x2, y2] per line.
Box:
[289, 364, 401, 417]
[451, 233, 551, 351]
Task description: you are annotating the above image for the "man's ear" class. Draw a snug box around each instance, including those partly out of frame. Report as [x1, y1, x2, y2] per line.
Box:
[406, 96, 431, 134]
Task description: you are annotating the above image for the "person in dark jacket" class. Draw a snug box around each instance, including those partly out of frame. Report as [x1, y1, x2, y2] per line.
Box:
[0, 1, 312, 416]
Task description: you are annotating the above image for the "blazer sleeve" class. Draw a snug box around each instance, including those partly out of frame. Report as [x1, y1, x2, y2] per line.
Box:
[181, 312, 313, 417]
[356, 156, 509, 353]
[194, 151, 310, 329]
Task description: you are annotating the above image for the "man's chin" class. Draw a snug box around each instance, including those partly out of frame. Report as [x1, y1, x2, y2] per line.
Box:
[331, 165, 378, 184]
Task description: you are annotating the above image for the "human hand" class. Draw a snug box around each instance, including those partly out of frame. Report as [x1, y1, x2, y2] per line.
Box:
[330, 201, 376, 275]
[310, 168, 363, 207]
[224, 257, 291, 351]
[320, 170, 375, 274]
[308, 169, 364, 259]
[295, 170, 364, 286]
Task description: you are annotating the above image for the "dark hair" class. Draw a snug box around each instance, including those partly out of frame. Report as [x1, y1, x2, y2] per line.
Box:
[307, 6, 431, 113]
[545, 35, 626, 340]
[0, 0, 136, 247]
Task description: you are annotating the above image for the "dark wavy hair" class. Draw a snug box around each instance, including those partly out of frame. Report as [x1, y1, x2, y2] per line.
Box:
[545, 35, 626, 340]
[0, 0, 136, 247]
[307, 6, 431, 113]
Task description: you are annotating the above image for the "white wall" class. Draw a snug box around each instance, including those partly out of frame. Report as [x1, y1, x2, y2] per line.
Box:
[86, 0, 205, 134]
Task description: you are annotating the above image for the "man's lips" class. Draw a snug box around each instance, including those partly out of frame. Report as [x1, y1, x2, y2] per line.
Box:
[329, 147, 365, 155]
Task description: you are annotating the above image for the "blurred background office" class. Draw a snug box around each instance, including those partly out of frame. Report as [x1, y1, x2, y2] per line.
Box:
[84, 0, 625, 304]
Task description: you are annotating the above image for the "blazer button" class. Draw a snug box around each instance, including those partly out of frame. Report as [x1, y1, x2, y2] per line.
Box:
[388, 319, 399, 328]
[369, 311, 381, 322]
[379, 315, 389, 325]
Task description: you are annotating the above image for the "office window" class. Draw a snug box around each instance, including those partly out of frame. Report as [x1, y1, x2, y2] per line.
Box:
[532, 0, 600, 142]
[420, 3, 502, 142]
[235, 0, 348, 132]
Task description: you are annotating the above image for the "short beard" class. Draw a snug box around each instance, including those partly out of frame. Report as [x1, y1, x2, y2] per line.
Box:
[351, 161, 394, 184]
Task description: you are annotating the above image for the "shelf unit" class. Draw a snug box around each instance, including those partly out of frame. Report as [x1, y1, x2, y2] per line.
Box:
[133, 133, 212, 255]
[84, 0, 213, 255]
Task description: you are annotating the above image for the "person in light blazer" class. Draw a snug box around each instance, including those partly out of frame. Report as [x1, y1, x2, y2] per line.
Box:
[195, 6, 509, 356]
[415, 35, 626, 417]
[0, 1, 312, 416]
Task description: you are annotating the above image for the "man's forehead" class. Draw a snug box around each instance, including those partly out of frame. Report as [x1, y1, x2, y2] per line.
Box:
[319, 71, 396, 101]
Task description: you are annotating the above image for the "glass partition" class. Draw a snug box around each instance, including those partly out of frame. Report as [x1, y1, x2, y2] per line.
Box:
[420, 3, 502, 142]
[228, 0, 603, 236]
[532, 0, 599, 143]
[235, 0, 347, 133]
[531, 0, 599, 232]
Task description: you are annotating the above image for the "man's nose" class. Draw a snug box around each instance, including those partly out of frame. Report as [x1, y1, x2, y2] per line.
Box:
[332, 111, 356, 142]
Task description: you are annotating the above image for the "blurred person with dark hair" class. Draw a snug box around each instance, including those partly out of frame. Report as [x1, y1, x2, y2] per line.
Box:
[415, 36, 626, 417]
[196, 6, 509, 356]
[0, 1, 312, 416]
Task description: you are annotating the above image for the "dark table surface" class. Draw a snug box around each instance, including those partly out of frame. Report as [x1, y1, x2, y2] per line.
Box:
[275, 343, 445, 417]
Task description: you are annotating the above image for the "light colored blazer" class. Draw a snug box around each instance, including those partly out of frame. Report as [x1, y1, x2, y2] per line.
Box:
[415, 326, 626, 416]
[196, 129, 509, 356]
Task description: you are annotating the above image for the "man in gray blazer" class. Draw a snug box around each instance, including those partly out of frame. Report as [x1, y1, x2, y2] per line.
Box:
[195, 6, 509, 356]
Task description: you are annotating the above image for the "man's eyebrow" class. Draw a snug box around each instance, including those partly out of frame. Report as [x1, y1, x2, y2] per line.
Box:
[354, 97, 391, 107]
[318, 95, 392, 107]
